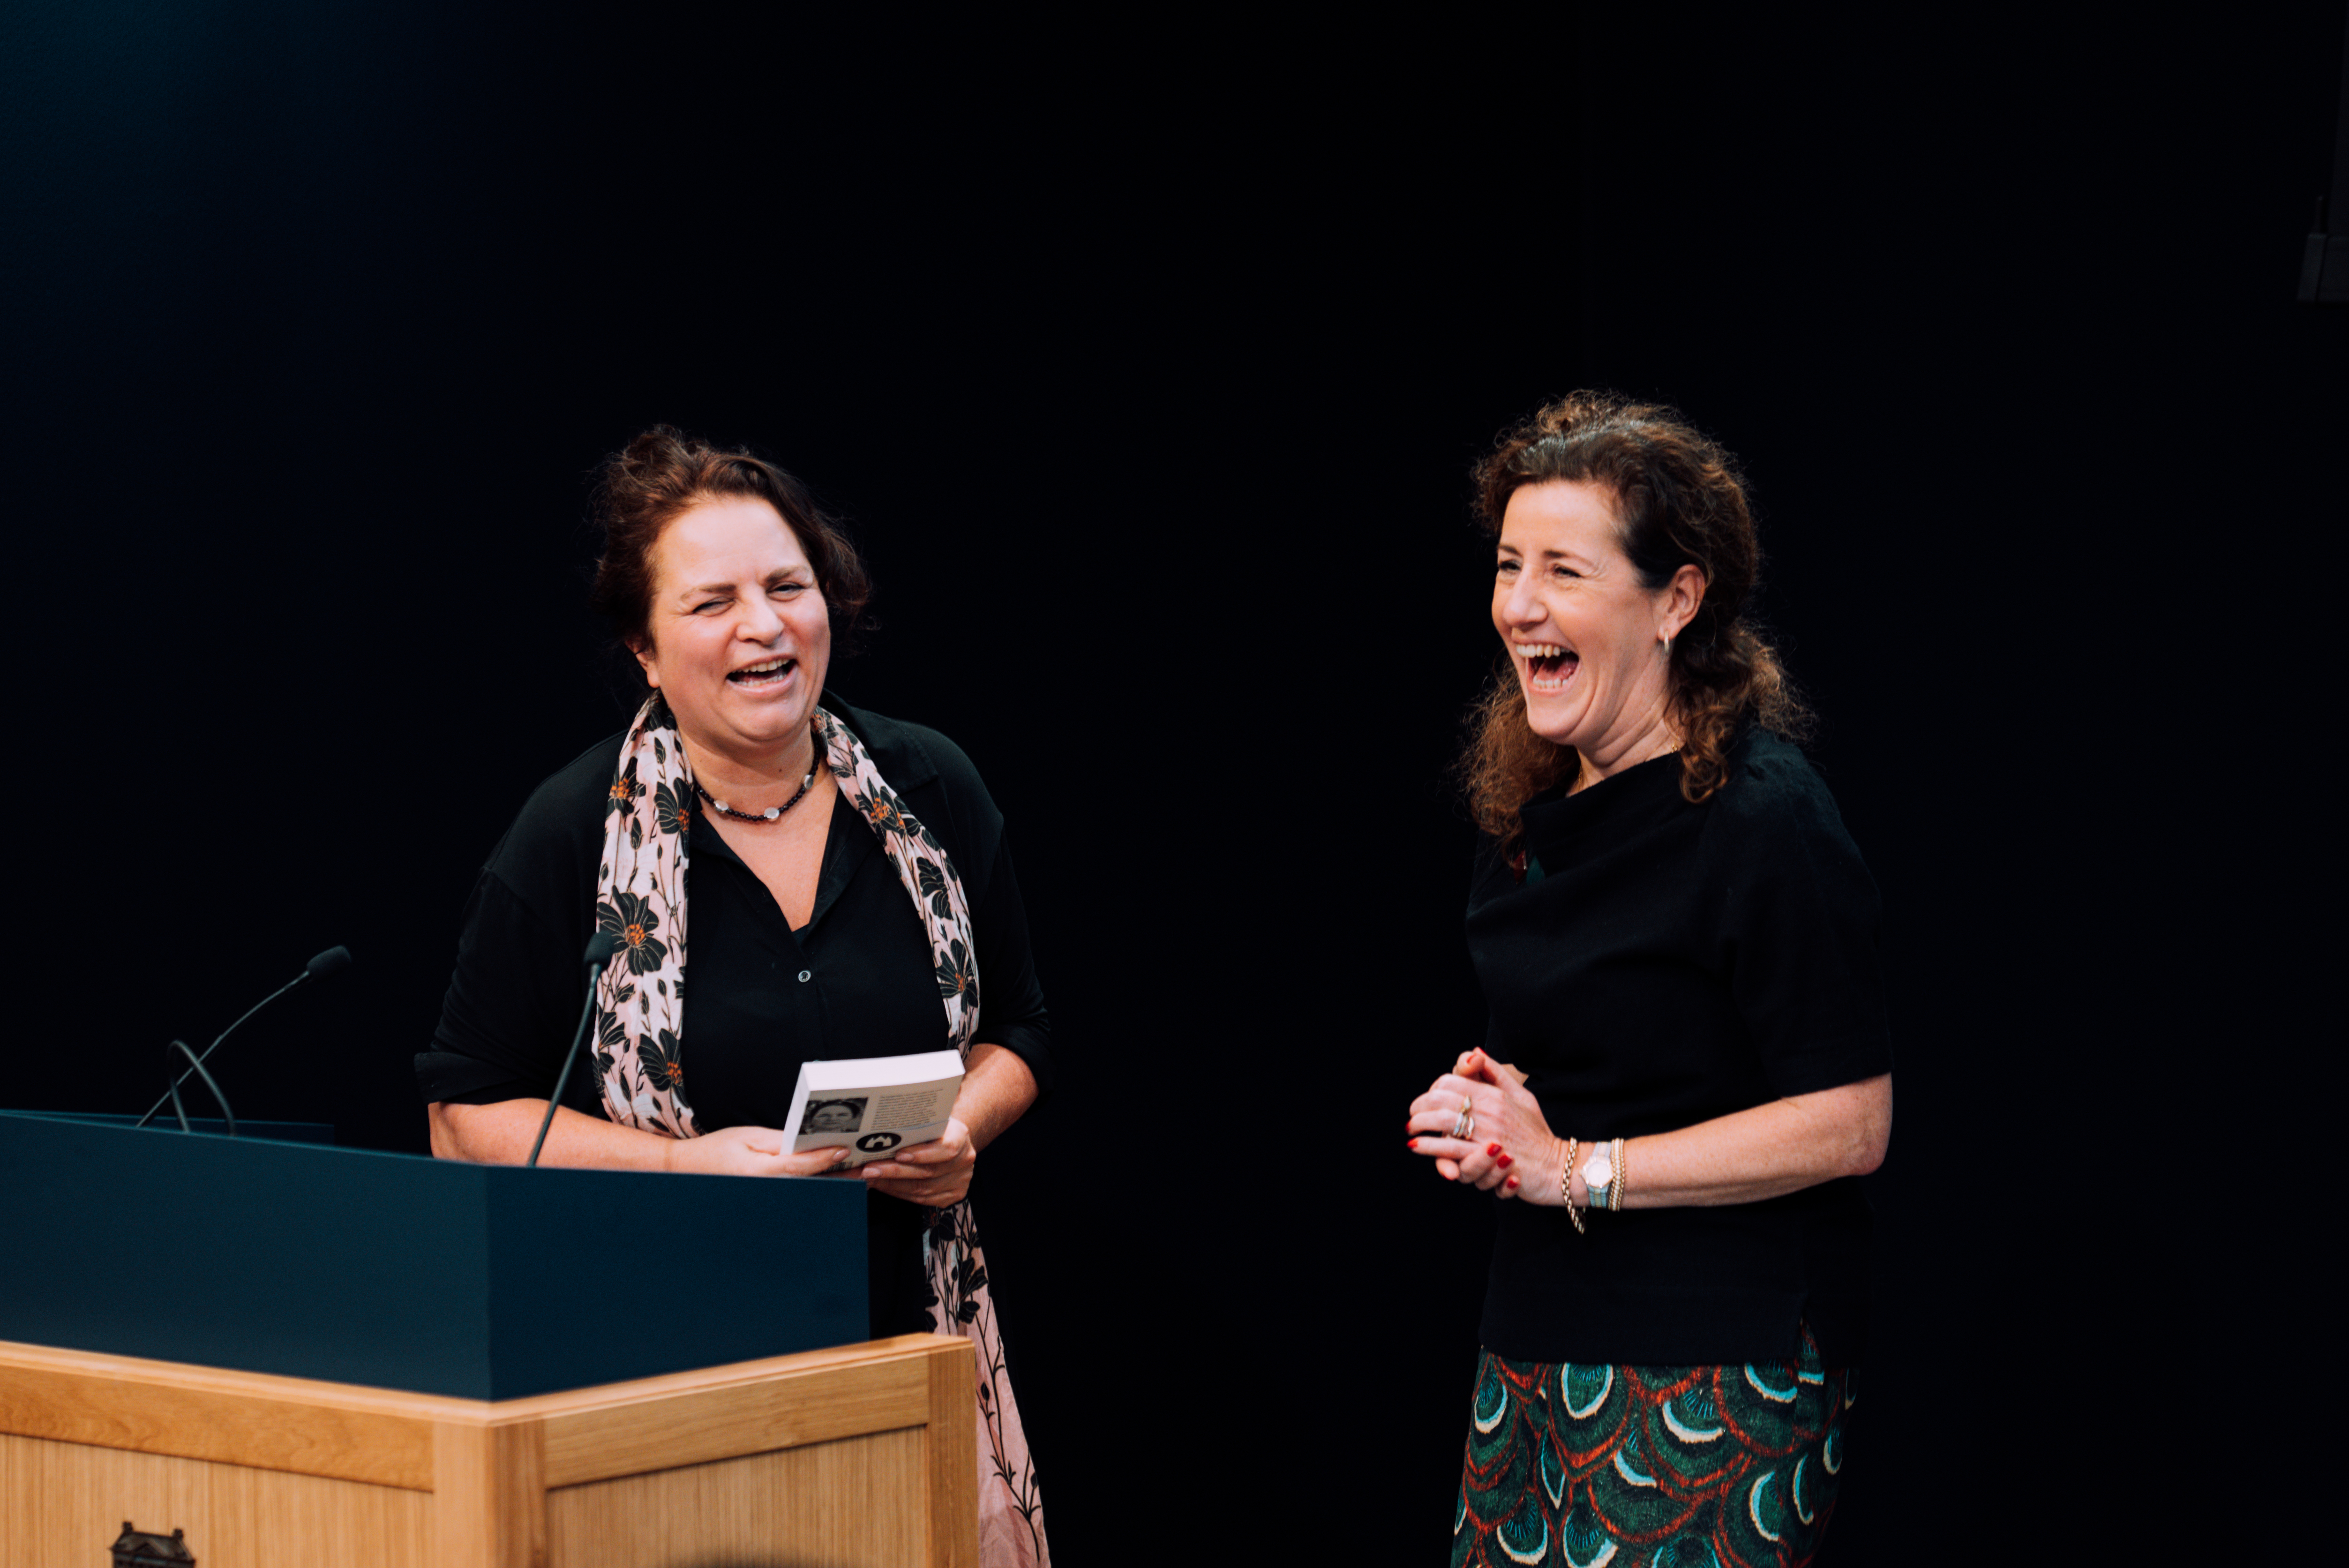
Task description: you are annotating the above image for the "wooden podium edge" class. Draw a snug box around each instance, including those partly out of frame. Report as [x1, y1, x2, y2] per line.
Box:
[4, 1333, 977, 1567]
[0, 1332, 968, 1489]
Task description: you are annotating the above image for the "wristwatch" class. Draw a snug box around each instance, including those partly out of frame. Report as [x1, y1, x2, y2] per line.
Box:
[1581, 1144, 1614, 1211]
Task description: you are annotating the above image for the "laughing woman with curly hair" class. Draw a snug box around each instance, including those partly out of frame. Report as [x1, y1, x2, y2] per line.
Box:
[1407, 395, 1892, 1568]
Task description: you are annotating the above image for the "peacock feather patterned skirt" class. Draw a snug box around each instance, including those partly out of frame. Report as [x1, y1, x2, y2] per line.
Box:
[1452, 1329, 1848, 1568]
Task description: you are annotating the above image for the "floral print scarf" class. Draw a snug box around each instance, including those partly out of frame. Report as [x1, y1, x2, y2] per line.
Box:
[592, 693, 1048, 1568]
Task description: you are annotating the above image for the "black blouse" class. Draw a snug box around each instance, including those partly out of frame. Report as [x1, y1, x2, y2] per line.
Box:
[415, 697, 1051, 1335]
[1467, 728, 1891, 1367]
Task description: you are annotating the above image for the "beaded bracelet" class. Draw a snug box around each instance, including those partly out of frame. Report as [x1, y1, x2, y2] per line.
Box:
[1609, 1136, 1626, 1213]
[1561, 1137, 1586, 1235]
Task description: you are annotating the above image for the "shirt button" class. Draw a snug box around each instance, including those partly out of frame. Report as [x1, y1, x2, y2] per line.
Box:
[798, 970, 812, 983]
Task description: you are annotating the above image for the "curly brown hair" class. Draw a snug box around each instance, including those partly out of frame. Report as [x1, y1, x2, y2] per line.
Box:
[1460, 392, 1811, 851]
[587, 425, 872, 681]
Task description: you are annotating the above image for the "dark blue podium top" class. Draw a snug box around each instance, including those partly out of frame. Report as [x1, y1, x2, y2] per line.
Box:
[0, 1110, 868, 1399]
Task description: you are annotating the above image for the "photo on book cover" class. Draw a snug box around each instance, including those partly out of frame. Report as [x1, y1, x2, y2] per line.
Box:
[799, 1097, 868, 1135]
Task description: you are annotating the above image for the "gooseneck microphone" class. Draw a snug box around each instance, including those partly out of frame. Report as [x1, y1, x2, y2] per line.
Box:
[135, 945, 355, 1132]
[528, 930, 627, 1169]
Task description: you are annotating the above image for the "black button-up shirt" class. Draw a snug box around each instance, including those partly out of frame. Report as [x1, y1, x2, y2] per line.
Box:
[417, 697, 1051, 1334]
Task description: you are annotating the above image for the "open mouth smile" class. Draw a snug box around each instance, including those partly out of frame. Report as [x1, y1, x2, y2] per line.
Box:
[727, 656, 797, 690]
[1515, 642, 1578, 693]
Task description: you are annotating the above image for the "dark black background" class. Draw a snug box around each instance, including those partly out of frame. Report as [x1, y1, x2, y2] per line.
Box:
[6, 6, 2341, 1562]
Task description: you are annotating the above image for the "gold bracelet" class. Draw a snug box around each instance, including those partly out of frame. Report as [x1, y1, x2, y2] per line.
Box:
[1561, 1137, 1586, 1235]
[1609, 1137, 1625, 1213]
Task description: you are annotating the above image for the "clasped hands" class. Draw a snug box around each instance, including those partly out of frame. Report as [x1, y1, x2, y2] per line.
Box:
[1407, 1048, 1565, 1205]
[662, 1117, 977, 1207]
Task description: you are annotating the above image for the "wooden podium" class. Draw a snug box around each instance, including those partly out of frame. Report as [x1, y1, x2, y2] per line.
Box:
[0, 1333, 974, 1567]
[0, 1112, 977, 1567]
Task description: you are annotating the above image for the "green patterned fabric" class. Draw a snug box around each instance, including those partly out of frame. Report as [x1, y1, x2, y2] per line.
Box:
[1452, 1331, 1848, 1568]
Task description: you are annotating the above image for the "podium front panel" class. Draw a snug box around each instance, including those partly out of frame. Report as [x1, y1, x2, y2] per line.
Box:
[0, 1111, 867, 1398]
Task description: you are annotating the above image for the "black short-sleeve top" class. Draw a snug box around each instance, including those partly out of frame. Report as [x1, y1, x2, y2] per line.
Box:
[413, 698, 1050, 1335]
[1466, 728, 1891, 1367]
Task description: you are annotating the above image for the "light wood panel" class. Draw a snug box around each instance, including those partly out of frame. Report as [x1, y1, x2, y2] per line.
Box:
[540, 1347, 931, 1486]
[205, 1460, 432, 1566]
[926, 1343, 979, 1568]
[0, 1341, 441, 1488]
[0, 1333, 976, 1567]
[0, 1433, 430, 1568]
[546, 1427, 927, 1568]
[434, 1419, 547, 1568]
[2, 1435, 211, 1568]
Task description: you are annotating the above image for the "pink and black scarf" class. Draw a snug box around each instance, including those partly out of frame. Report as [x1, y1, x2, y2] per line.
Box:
[591, 693, 1047, 1567]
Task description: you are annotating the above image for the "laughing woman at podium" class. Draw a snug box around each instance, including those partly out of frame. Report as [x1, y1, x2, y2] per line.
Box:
[416, 427, 1052, 1568]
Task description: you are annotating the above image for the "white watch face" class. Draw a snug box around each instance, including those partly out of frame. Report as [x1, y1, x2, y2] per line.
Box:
[1584, 1154, 1613, 1188]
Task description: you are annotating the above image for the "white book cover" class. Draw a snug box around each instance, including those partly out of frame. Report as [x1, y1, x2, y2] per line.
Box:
[781, 1049, 966, 1167]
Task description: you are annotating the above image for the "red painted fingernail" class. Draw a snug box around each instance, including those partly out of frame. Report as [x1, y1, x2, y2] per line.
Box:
[1487, 1143, 1502, 1157]
[1506, 1176, 1520, 1189]
[1498, 1154, 1515, 1168]
[1407, 1139, 1419, 1150]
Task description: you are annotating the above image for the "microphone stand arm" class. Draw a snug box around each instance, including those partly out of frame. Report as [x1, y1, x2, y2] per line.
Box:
[529, 980, 603, 1169]
[132, 972, 309, 1130]
[163, 1038, 237, 1138]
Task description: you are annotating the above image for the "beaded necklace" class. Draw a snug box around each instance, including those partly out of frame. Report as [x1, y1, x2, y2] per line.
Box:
[693, 770, 815, 822]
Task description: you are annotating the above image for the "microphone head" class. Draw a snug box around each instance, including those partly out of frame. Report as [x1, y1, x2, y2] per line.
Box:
[305, 945, 354, 979]
[583, 930, 627, 969]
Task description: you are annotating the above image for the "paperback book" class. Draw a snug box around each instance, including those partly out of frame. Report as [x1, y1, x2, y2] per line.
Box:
[782, 1049, 966, 1168]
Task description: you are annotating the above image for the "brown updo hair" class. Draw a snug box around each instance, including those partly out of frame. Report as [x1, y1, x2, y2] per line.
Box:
[1461, 392, 1811, 849]
[587, 425, 872, 678]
